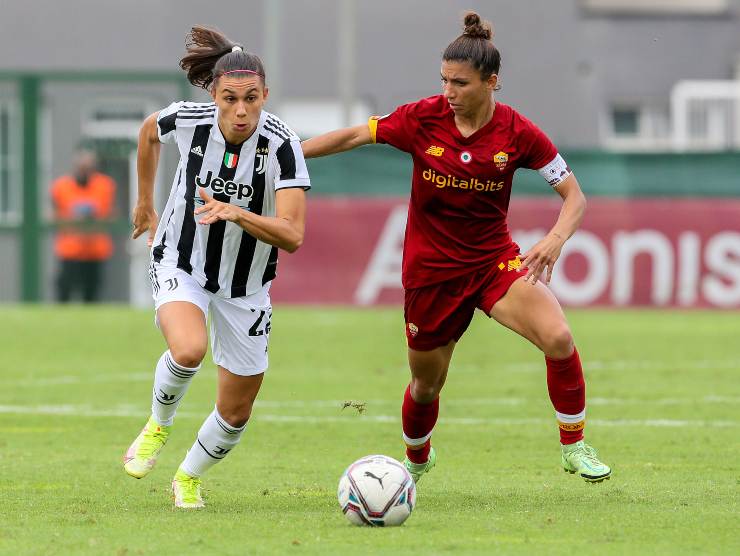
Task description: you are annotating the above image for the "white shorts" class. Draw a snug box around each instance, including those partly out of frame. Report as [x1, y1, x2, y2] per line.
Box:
[149, 264, 272, 376]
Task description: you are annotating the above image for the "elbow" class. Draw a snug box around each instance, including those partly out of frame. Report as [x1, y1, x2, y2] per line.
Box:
[284, 233, 304, 254]
[567, 185, 586, 213]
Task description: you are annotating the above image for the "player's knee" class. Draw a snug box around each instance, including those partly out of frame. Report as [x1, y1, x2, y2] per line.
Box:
[169, 344, 206, 369]
[410, 379, 442, 403]
[217, 404, 251, 428]
[541, 325, 574, 359]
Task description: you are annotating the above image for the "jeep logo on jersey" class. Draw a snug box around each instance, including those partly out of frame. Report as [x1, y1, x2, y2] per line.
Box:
[195, 170, 254, 200]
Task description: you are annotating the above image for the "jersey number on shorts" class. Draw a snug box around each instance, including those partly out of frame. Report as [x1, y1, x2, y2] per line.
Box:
[248, 309, 272, 337]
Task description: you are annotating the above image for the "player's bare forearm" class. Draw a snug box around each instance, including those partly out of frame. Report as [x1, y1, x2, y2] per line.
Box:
[521, 173, 586, 284]
[132, 112, 162, 243]
[301, 124, 372, 158]
[196, 187, 306, 253]
[136, 113, 161, 206]
[550, 173, 586, 242]
[234, 211, 304, 253]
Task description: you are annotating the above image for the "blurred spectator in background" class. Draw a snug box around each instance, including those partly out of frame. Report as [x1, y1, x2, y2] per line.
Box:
[51, 149, 116, 303]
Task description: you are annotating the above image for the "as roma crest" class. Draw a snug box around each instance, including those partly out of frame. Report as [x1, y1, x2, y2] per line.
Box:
[493, 151, 509, 170]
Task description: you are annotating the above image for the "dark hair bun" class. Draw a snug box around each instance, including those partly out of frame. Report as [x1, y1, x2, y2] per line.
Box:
[463, 11, 493, 41]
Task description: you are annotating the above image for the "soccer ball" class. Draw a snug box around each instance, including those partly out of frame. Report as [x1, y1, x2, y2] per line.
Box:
[337, 454, 416, 526]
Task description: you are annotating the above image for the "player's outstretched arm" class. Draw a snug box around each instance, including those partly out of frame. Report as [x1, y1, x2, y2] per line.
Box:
[521, 173, 586, 285]
[132, 112, 161, 246]
[301, 124, 372, 159]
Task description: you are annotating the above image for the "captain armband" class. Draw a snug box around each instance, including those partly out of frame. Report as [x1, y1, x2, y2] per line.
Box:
[367, 116, 379, 144]
[537, 153, 572, 187]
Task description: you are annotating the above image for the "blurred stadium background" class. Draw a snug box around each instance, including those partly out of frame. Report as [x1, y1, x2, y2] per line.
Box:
[1, 0, 739, 308]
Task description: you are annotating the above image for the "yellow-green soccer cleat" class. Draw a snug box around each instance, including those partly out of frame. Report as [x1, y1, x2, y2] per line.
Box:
[403, 447, 437, 483]
[561, 440, 611, 483]
[172, 467, 204, 509]
[123, 416, 171, 479]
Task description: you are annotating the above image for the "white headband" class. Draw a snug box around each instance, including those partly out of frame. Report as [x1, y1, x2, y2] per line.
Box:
[231, 45, 243, 53]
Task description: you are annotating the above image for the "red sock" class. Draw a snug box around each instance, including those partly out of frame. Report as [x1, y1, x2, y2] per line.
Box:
[546, 347, 586, 445]
[402, 384, 439, 463]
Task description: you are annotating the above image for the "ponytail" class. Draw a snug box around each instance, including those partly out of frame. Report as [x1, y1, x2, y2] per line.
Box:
[179, 25, 265, 90]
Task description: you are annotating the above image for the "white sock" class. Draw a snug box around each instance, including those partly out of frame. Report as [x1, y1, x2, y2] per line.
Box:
[151, 350, 200, 426]
[180, 408, 247, 477]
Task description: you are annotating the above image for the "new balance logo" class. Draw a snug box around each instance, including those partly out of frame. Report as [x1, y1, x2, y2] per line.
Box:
[425, 145, 445, 157]
[191, 146, 204, 157]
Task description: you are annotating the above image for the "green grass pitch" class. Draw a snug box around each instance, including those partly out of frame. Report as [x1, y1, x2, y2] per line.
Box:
[1, 306, 738, 555]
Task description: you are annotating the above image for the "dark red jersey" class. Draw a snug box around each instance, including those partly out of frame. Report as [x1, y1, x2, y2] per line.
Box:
[370, 94, 558, 289]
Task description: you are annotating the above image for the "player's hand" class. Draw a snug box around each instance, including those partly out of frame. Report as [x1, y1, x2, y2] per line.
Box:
[195, 188, 242, 225]
[520, 232, 565, 285]
[131, 202, 158, 246]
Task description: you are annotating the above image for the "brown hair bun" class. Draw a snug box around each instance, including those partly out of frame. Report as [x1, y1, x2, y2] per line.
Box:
[463, 12, 493, 41]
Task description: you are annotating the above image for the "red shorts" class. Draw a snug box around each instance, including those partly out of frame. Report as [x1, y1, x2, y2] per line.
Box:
[404, 249, 527, 351]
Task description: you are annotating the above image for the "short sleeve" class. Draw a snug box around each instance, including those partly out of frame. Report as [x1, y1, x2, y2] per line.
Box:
[274, 138, 311, 191]
[156, 101, 184, 144]
[370, 102, 419, 153]
[518, 118, 558, 171]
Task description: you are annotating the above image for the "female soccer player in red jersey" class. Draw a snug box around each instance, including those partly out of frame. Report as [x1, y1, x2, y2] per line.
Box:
[302, 12, 610, 483]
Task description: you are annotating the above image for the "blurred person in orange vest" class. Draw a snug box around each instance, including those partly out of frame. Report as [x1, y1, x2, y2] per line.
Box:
[51, 149, 116, 302]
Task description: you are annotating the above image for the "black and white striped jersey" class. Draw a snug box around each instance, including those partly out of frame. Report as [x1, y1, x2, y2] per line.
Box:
[150, 101, 310, 298]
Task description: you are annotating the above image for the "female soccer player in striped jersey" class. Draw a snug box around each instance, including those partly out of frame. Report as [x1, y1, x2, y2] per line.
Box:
[302, 12, 611, 483]
[124, 26, 310, 508]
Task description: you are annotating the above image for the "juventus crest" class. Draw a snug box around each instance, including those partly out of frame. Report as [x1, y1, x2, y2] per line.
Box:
[254, 146, 269, 175]
[255, 153, 267, 174]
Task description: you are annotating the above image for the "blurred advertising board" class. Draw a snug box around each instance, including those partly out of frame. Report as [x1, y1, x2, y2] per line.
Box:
[271, 198, 740, 308]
